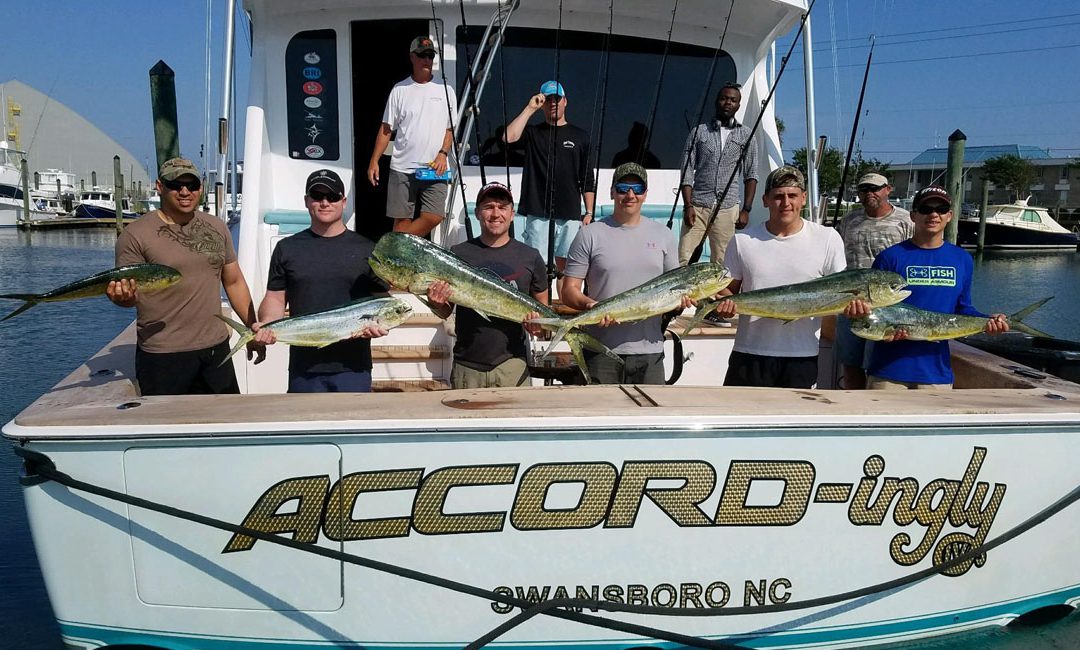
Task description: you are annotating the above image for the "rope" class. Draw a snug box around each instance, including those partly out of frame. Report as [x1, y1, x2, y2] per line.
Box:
[431, 0, 473, 240]
[666, 0, 736, 230]
[16, 446, 1080, 650]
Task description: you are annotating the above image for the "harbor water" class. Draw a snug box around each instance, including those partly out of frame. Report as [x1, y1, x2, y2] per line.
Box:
[0, 230, 1078, 649]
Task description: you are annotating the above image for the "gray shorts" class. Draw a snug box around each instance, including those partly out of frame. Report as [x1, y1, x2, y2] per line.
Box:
[386, 169, 448, 219]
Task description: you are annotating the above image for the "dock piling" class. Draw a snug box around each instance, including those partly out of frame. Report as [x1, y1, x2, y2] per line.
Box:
[149, 60, 180, 171]
[945, 129, 966, 244]
[113, 156, 123, 236]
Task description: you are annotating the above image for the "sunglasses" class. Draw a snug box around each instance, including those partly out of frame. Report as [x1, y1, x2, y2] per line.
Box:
[161, 178, 201, 192]
[414, 51, 436, 60]
[916, 203, 950, 215]
[857, 185, 885, 193]
[614, 182, 646, 195]
[308, 190, 343, 203]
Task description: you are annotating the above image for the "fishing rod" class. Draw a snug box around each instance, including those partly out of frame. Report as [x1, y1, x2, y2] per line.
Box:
[640, 0, 680, 161]
[588, 0, 614, 223]
[431, 1, 474, 240]
[833, 35, 875, 225]
[544, 0, 565, 292]
[665, 0, 737, 230]
[689, 0, 818, 265]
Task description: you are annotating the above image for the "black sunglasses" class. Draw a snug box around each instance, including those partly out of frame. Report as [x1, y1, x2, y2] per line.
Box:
[162, 178, 201, 192]
[414, 51, 436, 60]
[916, 203, 950, 215]
[308, 190, 343, 203]
[857, 184, 885, 193]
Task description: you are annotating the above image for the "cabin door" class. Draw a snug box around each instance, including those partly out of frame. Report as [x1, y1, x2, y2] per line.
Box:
[351, 19, 430, 243]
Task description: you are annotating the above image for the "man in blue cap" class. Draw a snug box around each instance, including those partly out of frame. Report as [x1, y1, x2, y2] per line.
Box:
[504, 80, 596, 295]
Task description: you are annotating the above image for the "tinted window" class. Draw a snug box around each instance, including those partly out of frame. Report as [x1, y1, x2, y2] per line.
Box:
[456, 26, 736, 170]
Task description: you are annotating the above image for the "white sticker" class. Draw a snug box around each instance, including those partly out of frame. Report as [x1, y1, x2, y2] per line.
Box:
[304, 96, 323, 109]
[304, 52, 321, 64]
[304, 145, 325, 159]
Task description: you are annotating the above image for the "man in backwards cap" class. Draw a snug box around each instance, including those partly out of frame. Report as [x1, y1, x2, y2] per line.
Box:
[107, 157, 262, 395]
[865, 186, 1008, 389]
[560, 163, 682, 384]
[504, 80, 596, 295]
[711, 166, 847, 388]
[367, 36, 457, 237]
[253, 169, 389, 393]
[426, 182, 548, 388]
[833, 171, 912, 388]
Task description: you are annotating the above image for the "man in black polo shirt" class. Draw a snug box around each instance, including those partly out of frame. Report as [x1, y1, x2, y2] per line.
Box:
[426, 182, 548, 388]
[254, 169, 389, 392]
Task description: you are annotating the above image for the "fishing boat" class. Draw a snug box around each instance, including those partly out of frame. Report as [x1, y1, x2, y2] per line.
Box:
[4, 2, 1079, 650]
[71, 186, 139, 220]
[956, 198, 1080, 250]
[0, 141, 52, 226]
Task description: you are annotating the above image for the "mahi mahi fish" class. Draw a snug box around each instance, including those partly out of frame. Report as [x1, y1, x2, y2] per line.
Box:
[215, 296, 414, 363]
[0, 263, 182, 321]
[849, 297, 1053, 341]
[368, 232, 622, 383]
[529, 262, 734, 356]
[683, 268, 911, 334]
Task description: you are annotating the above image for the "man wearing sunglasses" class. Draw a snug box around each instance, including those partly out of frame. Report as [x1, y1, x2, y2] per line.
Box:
[503, 80, 596, 296]
[833, 172, 912, 389]
[107, 157, 261, 395]
[865, 186, 1009, 389]
[678, 83, 759, 267]
[253, 169, 390, 393]
[561, 163, 680, 385]
[711, 166, 847, 389]
[367, 36, 457, 237]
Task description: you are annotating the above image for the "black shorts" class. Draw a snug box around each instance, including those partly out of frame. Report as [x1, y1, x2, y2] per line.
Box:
[723, 351, 818, 389]
[136, 339, 240, 396]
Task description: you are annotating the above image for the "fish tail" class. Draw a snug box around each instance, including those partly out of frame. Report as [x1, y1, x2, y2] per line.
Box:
[0, 295, 41, 322]
[565, 331, 623, 364]
[563, 333, 593, 385]
[682, 300, 716, 335]
[542, 325, 572, 360]
[214, 314, 255, 366]
[1008, 296, 1054, 338]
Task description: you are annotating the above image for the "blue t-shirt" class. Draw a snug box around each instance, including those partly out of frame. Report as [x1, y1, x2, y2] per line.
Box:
[868, 240, 985, 384]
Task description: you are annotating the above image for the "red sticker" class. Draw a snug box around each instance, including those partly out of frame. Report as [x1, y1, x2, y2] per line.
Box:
[303, 81, 324, 95]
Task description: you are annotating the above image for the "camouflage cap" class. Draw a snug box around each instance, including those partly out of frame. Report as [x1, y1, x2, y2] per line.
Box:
[158, 157, 200, 181]
[764, 165, 806, 192]
[612, 162, 648, 188]
[409, 36, 437, 55]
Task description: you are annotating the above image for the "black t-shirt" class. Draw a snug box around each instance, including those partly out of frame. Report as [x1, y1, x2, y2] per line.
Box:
[266, 228, 387, 374]
[518, 122, 597, 221]
[451, 238, 547, 371]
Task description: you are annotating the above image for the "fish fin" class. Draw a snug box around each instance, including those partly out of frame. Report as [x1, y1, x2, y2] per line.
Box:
[1008, 296, 1054, 338]
[529, 317, 566, 329]
[416, 295, 436, 312]
[0, 297, 40, 322]
[563, 333, 593, 385]
[478, 268, 510, 284]
[542, 325, 572, 360]
[682, 300, 716, 335]
[566, 330, 623, 364]
[214, 314, 255, 366]
[474, 310, 493, 322]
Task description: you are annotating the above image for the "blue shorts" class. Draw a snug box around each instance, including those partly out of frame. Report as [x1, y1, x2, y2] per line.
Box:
[521, 215, 582, 262]
[288, 370, 372, 393]
[835, 315, 873, 369]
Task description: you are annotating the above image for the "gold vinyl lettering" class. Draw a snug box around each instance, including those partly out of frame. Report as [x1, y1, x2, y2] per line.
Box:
[510, 463, 616, 530]
[323, 469, 422, 542]
[412, 464, 517, 535]
[223, 475, 330, 552]
[606, 461, 716, 528]
[715, 461, 814, 526]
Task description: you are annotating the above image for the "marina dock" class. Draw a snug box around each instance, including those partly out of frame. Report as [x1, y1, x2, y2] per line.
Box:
[17, 216, 137, 230]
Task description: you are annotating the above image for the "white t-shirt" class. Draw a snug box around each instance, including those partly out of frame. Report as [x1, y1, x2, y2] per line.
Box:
[724, 220, 846, 357]
[382, 76, 458, 173]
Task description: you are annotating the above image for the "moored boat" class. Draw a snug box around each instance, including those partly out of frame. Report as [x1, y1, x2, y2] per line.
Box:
[956, 198, 1080, 250]
[71, 186, 139, 220]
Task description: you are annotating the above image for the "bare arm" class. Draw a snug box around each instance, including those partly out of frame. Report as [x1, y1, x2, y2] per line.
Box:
[432, 128, 453, 174]
[582, 192, 596, 224]
[257, 290, 287, 322]
[222, 261, 264, 364]
[559, 276, 594, 311]
[367, 123, 393, 186]
[504, 94, 544, 143]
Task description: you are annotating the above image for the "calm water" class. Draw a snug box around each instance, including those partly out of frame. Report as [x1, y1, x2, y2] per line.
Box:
[0, 231, 1077, 648]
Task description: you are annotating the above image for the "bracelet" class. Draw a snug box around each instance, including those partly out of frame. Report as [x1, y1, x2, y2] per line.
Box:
[583, 212, 592, 217]
[437, 149, 448, 156]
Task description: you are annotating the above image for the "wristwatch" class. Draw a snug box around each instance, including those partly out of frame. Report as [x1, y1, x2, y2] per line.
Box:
[437, 149, 448, 156]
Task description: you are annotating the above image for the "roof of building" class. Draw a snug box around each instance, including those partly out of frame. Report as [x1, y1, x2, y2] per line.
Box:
[909, 145, 1052, 165]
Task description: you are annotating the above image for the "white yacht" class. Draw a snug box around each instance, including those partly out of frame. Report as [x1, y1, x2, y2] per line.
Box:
[957, 198, 1079, 250]
[0, 140, 51, 226]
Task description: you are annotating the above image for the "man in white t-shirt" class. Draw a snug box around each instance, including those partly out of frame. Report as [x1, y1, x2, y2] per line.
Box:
[366, 36, 458, 237]
[712, 166, 849, 388]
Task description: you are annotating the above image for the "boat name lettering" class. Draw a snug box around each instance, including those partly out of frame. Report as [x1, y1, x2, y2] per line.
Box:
[488, 579, 792, 614]
[223, 448, 1003, 576]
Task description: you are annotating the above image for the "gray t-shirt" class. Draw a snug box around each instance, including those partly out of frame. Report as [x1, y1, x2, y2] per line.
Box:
[836, 206, 913, 269]
[564, 216, 679, 354]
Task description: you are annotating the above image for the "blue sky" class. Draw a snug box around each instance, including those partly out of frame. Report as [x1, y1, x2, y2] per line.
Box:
[2, 0, 1078, 177]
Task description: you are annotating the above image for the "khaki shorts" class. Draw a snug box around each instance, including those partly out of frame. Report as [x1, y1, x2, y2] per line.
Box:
[451, 357, 529, 389]
[867, 375, 952, 390]
[386, 168, 448, 219]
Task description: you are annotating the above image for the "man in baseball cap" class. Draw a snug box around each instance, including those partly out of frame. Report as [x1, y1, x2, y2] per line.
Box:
[409, 36, 437, 56]
[503, 78, 596, 297]
[833, 170, 911, 388]
[425, 180, 549, 389]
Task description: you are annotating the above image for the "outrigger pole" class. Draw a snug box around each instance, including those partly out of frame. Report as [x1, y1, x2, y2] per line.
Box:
[215, 0, 237, 221]
[832, 36, 875, 225]
[544, 0, 565, 292]
[689, 0, 818, 264]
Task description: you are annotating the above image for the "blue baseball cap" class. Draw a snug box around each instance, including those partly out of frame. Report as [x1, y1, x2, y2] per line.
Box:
[539, 80, 566, 98]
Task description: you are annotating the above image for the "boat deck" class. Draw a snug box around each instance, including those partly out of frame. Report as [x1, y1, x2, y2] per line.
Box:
[7, 323, 1080, 438]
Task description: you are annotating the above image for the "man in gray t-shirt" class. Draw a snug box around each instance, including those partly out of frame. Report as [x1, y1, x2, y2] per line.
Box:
[834, 172, 913, 388]
[562, 163, 679, 384]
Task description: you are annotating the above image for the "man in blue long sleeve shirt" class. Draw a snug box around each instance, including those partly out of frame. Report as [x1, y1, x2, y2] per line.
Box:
[867, 186, 1009, 388]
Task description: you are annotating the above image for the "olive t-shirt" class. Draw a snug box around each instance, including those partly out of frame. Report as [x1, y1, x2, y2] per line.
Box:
[116, 210, 236, 353]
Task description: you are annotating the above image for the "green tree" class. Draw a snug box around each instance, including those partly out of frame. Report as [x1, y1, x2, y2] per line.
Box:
[792, 146, 843, 196]
[982, 154, 1038, 199]
[775, 117, 786, 147]
[852, 157, 892, 187]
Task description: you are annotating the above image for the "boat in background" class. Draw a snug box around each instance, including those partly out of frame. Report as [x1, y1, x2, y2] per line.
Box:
[71, 186, 138, 220]
[956, 198, 1080, 250]
[0, 141, 52, 226]
[962, 331, 1080, 384]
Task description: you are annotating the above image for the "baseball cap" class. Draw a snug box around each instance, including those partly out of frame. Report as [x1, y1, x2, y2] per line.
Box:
[764, 165, 806, 192]
[306, 169, 345, 195]
[476, 181, 514, 204]
[539, 80, 566, 98]
[912, 186, 952, 209]
[856, 172, 889, 189]
[409, 36, 437, 55]
[612, 162, 648, 188]
[158, 157, 200, 181]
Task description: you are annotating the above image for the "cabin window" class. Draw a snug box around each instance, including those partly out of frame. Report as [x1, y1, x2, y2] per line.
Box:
[456, 26, 736, 169]
[1022, 210, 1043, 223]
